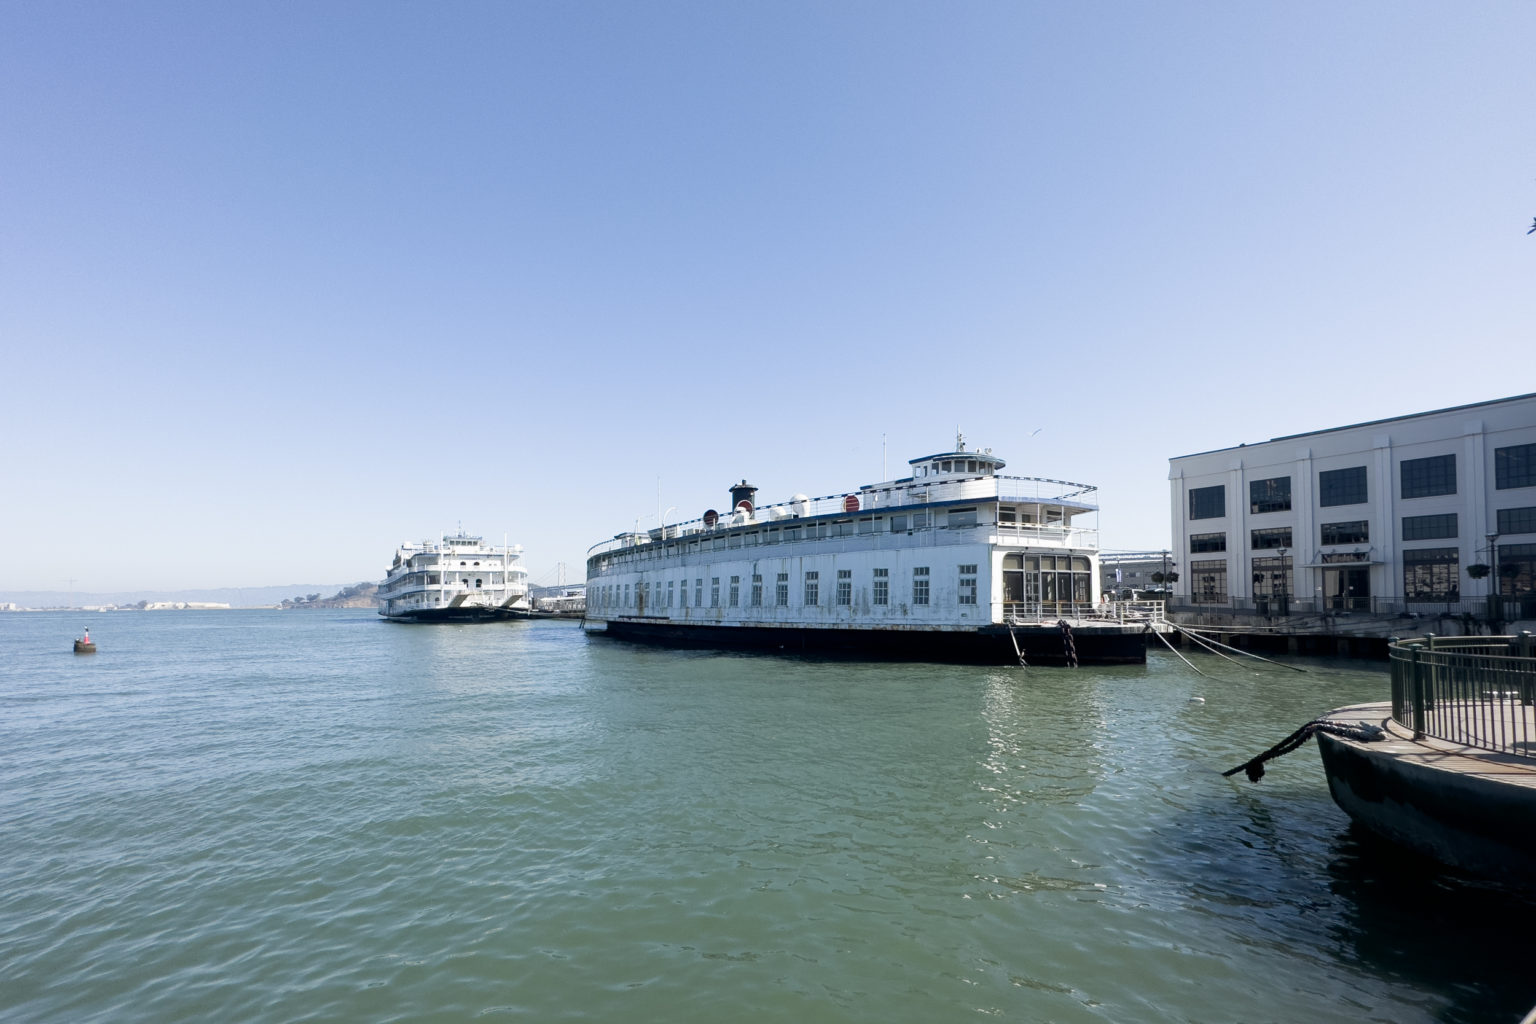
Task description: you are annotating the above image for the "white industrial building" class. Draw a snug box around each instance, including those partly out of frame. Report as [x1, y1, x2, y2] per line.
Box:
[1167, 393, 1536, 623]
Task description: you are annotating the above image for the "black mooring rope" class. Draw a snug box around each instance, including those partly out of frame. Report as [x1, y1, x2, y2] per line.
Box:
[1057, 619, 1078, 668]
[1223, 719, 1385, 783]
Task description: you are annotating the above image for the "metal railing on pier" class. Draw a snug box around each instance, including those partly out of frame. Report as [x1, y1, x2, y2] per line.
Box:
[1389, 633, 1536, 756]
[1003, 600, 1164, 626]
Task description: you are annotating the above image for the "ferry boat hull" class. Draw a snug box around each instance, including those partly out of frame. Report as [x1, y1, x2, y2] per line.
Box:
[587, 617, 1147, 665]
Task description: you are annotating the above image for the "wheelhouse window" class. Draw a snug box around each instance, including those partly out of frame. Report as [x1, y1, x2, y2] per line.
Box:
[1190, 532, 1226, 553]
[1496, 444, 1536, 490]
[1401, 454, 1456, 499]
[1402, 513, 1457, 541]
[1249, 477, 1292, 514]
[1320, 521, 1369, 546]
[1189, 485, 1225, 520]
[1403, 547, 1460, 602]
[1319, 466, 1368, 507]
[1250, 527, 1292, 550]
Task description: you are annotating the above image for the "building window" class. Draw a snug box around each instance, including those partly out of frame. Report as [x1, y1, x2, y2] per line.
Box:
[1496, 444, 1536, 490]
[803, 571, 819, 607]
[1497, 543, 1535, 599]
[912, 567, 930, 605]
[1320, 521, 1369, 546]
[873, 568, 889, 606]
[711, 577, 720, 607]
[1190, 532, 1226, 553]
[1319, 466, 1368, 507]
[1497, 507, 1536, 535]
[836, 569, 852, 605]
[1402, 513, 1457, 541]
[958, 564, 977, 605]
[1189, 485, 1225, 520]
[1401, 454, 1456, 499]
[1190, 558, 1227, 604]
[1249, 477, 1291, 514]
[1250, 527, 1292, 550]
[776, 573, 789, 606]
[751, 574, 763, 606]
[729, 575, 740, 607]
[1251, 556, 1293, 604]
[1403, 547, 1460, 602]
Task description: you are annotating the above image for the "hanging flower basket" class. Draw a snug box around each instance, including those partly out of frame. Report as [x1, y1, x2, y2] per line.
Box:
[1466, 564, 1491, 579]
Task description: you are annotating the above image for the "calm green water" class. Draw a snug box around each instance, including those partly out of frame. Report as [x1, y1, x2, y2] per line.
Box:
[2, 610, 1532, 1023]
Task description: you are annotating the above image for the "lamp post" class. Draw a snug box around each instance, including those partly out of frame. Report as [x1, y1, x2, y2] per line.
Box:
[1487, 532, 1501, 626]
[1277, 547, 1290, 617]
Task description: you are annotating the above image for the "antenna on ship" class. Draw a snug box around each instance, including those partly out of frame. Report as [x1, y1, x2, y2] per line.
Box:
[956, 428, 965, 452]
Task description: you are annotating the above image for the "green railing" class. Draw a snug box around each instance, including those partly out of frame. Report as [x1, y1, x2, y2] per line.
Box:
[1389, 632, 1536, 756]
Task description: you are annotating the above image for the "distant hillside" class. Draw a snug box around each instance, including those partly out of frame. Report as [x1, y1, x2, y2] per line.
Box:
[278, 583, 379, 610]
[0, 584, 363, 610]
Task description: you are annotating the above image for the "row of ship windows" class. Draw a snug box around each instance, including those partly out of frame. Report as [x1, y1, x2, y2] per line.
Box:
[593, 566, 982, 611]
[382, 573, 513, 591]
[1188, 505, 1536, 553]
[1188, 444, 1536, 521]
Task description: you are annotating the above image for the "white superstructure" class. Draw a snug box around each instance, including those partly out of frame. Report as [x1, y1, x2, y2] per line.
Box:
[583, 438, 1161, 665]
[378, 532, 531, 622]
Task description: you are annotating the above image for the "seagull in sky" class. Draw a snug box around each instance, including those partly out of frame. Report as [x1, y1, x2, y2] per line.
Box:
[1528, 217, 1536, 235]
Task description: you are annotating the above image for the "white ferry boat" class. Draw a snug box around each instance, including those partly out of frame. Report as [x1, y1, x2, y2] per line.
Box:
[378, 532, 532, 622]
[583, 438, 1164, 665]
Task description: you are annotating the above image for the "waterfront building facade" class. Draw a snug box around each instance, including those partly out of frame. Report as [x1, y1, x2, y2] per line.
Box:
[1167, 394, 1536, 621]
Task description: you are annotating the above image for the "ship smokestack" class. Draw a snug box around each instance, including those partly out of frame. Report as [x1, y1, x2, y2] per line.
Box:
[729, 479, 758, 512]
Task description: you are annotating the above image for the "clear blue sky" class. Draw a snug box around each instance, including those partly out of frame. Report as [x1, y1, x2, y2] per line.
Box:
[3, 1, 1533, 592]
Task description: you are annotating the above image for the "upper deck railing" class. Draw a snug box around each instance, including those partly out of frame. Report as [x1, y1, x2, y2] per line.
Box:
[587, 474, 1100, 560]
[1389, 633, 1536, 757]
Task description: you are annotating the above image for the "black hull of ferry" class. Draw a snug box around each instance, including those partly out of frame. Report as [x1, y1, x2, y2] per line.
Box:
[382, 607, 531, 624]
[590, 619, 1148, 666]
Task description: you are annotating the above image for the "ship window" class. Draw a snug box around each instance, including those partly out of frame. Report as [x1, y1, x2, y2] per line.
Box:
[784, 527, 800, 542]
[679, 579, 687, 607]
[948, 508, 977, 528]
[912, 567, 930, 605]
[804, 571, 819, 606]
[776, 573, 789, 606]
[752, 574, 763, 606]
[873, 567, 889, 605]
[858, 517, 874, 534]
[837, 569, 852, 605]
[711, 578, 720, 607]
[958, 564, 977, 605]
[729, 576, 740, 607]
[667, 580, 675, 607]
[695, 579, 703, 606]
[891, 515, 908, 532]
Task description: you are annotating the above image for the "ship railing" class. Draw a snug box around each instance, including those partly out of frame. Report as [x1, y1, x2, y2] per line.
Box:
[1389, 633, 1536, 757]
[1002, 600, 1162, 625]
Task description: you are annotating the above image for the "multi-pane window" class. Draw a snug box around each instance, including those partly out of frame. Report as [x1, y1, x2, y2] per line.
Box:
[803, 571, 819, 606]
[711, 577, 720, 607]
[775, 573, 789, 606]
[958, 564, 978, 605]
[1250, 527, 1292, 550]
[1402, 513, 1457, 541]
[751, 574, 763, 606]
[1190, 558, 1227, 604]
[1496, 444, 1536, 490]
[1497, 507, 1536, 535]
[1189, 485, 1225, 520]
[1190, 532, 1227, 553]
[1319, 466, 1368, 507]
[729, 576, 740, 607]
[667, 580, 675, 607]
[1401, 454, 1456, 498]
[1249, 477, 1292, 514]
[1320, 521, 1369, 545]
[912, 567, 930, 605]
[1403, 547, 1460, 602]
[1251, 556, 1292, 601]
[836, 569, 852, 605]
[695, 579, 703, 607]
[873, 568, 889, 605]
